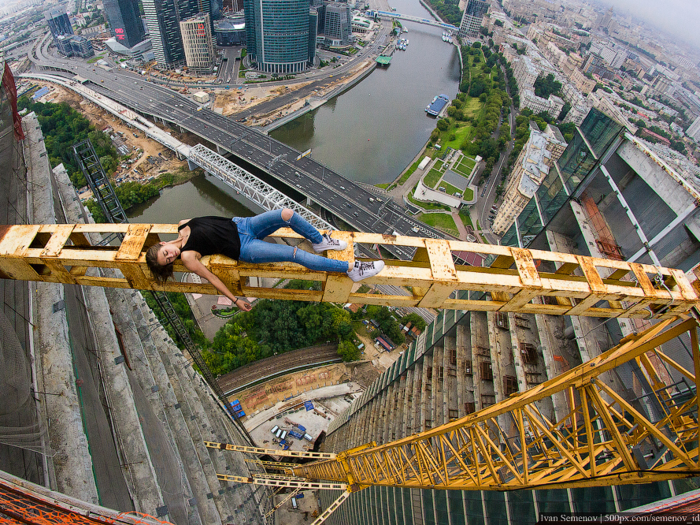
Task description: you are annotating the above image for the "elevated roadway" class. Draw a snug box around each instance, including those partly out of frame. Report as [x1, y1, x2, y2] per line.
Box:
[28, 39, 444, 261]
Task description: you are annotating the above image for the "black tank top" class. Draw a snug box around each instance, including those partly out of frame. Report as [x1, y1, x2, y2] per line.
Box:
[178, 217, 241, 261]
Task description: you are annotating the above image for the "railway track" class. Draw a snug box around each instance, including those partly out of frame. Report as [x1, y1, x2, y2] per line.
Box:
[217, 344, 340, 395]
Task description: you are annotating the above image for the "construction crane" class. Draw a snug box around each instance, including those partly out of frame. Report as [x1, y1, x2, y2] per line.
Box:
[0, 223, 697, 319]
[205, 316, 700, 523]
[1, 221, 699, 523]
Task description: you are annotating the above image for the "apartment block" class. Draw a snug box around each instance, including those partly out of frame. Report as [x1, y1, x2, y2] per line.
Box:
[513, 55, 539, 93]
[520, 89, 564, 118]
[458, 0, 489, 39]
[493, 126, 566, 235]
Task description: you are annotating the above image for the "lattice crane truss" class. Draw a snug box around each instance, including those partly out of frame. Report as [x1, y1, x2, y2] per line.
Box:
[291, 317, 700, 491]
[207, 317, 700, 495]
[0, 223, 698, 318]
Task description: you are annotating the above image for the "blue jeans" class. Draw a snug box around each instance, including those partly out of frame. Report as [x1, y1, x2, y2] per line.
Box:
[232, 210, 349, 273]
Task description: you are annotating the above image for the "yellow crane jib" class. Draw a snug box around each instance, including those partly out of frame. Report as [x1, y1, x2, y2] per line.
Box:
[290, 317, 700, 491]
[0, 223, 698, 318]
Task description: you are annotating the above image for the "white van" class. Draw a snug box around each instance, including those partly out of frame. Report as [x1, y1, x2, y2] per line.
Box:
[275, 429, 283, 439]
[271, 425, 279, 435]
[280, 430, 287, 440]
[291, 497, 298, 509]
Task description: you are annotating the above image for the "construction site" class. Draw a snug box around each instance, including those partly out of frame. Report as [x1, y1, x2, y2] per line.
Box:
[3, 55, 700, 525]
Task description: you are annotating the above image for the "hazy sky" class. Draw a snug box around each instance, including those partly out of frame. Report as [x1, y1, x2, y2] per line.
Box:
[599, 0, 700, 51]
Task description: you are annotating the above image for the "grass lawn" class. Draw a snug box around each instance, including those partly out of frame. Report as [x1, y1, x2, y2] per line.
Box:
[87, 54, 104, 64]
[375, 183, 389, 189]
[462, 97, 483, 118]
[443, 124, 474, 150]
[408, 188, 451, 211]
[438, 181, 461, 196]
[463, 187, 474, 200]
[418, 213, 459, 236]
[457, 156, 476, 173]
[459, 211, 473, 228]
[424, 168, 442, 188]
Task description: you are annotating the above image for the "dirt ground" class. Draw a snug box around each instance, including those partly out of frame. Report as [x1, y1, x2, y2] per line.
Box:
[212, 81, 313, 116]
[212, 58, 375, 122]
[37, 82, 187, 179]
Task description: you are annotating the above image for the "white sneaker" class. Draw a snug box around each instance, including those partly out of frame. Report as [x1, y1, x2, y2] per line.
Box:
[347, 260, 385, 282]
[313, 233, 348, 253]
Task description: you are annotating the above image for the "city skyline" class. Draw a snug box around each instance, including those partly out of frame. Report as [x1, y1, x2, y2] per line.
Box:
[594, 0, 700, 51]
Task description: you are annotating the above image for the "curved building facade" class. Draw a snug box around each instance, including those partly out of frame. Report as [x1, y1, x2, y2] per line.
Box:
[244, 0, 315, 74]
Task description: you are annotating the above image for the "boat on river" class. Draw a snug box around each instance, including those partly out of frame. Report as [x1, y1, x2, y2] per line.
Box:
[425, 94, 450, 117]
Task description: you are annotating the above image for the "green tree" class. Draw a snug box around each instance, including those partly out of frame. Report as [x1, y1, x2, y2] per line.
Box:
[533, 73, 562, 99]
[17, 97, 118, 188]
[337, 340, 361, 361]
[401, 313, 426, 331]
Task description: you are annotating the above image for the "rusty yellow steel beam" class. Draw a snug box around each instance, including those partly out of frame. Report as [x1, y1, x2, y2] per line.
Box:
[216, 473, 347, 491]
[291, 317, 700, 491]
[204, 440, 336, 460]
[1, 224, 698, 318]
[265, 488, 300, 518]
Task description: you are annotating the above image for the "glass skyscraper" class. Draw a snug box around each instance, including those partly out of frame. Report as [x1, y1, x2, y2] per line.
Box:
[244, 0, 315, 74]
[142, 0, 185, 67]
[45, 8, 74, 39]
[103, 0, 146, 49]
[458, 0, 489, 39]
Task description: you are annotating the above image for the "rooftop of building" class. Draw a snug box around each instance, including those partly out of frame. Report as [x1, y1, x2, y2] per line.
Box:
[518, 130, 552, 191]
[181, 13, 210, 23]
[105, 37, 151, 55]
[632, 135, 700, 197]
[544, 123, 566, 144]
[215, 18, 245, 31]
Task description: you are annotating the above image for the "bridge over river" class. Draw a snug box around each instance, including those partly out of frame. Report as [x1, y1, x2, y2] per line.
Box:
[366, 10, 458, 32]
[28, 38, 461, 261]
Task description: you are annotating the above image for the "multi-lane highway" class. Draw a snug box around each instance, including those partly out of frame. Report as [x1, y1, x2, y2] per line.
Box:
[30, 34, 445, 260]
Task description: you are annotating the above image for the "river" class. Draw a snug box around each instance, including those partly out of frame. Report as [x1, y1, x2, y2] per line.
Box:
[130, 0, 461, 221]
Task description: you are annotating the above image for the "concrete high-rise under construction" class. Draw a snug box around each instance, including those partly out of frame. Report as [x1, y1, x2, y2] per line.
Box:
[0, 57, 269, 523]
[318, 108, 700, 524]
